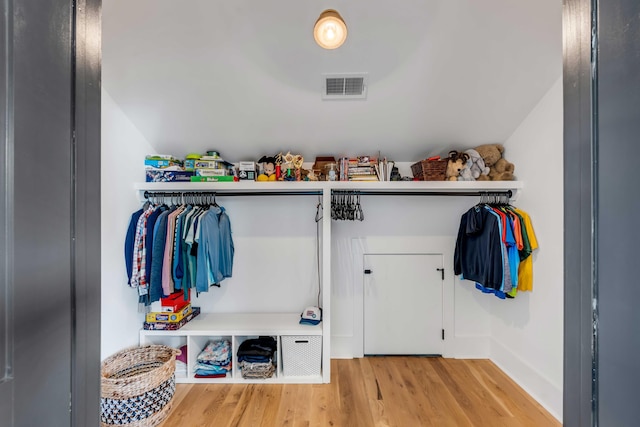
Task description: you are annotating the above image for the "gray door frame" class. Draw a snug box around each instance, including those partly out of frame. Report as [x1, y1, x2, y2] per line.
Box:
[1, 0, 101, 425]
[564, 0, 640, 425]
[72, 0, 102, 425]
[563, 0, 595, 425]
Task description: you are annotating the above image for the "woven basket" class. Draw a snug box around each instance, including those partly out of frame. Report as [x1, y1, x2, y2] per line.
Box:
[411, 158, 449, 181]
[101, 345, 180, 427]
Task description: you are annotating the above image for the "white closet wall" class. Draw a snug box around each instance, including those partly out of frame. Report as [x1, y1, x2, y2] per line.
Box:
[497, 77, 564, 420]
[101, 89, 158, 360]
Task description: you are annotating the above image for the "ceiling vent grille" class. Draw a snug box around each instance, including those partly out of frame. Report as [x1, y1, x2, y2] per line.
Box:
[322, 73, 368, 100]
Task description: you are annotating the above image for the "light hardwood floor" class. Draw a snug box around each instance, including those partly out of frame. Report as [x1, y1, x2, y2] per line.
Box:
[161, 357, 560, 427]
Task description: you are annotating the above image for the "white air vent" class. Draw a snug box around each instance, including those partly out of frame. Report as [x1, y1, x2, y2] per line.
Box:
[322, 73, 368, 100]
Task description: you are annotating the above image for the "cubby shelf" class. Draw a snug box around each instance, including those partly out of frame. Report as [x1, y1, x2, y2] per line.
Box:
[140, 313, 323, 384]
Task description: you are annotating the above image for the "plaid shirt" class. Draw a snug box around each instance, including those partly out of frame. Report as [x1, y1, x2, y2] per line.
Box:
[130, 206, 154, 291]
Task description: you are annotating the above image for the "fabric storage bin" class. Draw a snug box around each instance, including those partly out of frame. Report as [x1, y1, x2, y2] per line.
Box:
[100, 345, 180, 427]
[281, 336, 322, 377]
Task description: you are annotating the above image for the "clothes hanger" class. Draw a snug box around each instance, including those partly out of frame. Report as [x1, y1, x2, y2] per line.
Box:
[315, 194, 323, 223]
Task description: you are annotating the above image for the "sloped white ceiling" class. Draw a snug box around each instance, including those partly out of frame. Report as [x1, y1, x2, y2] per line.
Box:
[102, 0, 562, 162]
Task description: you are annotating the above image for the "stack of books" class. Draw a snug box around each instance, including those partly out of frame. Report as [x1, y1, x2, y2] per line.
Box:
[346, 156, 379, 181]
[144, 154, 194, 182]
[190, 154, 236, 182]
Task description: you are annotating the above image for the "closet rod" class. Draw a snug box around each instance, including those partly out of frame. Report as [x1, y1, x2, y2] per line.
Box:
[332, 190, 513, 198]
[143, 190, 322, 199]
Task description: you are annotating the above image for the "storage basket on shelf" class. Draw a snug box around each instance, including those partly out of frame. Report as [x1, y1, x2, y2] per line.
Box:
[281, 335, 322, 377]
[411, 158, 449, 181]
[100, 345, 180, 427]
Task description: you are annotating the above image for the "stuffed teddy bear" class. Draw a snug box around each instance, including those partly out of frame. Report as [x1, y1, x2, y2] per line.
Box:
[459, 148, 489, 181]
[473, 144, 515, 181]
[446, 150, 470, 181]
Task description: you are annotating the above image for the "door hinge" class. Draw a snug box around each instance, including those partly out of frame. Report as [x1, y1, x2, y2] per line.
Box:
[442, 329, 445, 340]
[437, 268, 444, 280]
[364, 269, 372, 274]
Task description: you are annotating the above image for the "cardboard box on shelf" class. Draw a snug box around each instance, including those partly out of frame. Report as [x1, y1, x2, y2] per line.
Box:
[145, 169, 194, 182]
[190, 176, 236, 182]
[237, 162, 257, 180]
[195, 168, 228, 177]
[143, 307, 201, 331]
[145, 304, 192, 323]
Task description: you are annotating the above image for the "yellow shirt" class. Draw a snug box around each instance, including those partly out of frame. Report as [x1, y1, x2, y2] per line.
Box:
[514, 208, 538, 291]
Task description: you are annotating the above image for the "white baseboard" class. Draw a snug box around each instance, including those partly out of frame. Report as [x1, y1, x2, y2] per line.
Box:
[451, 335, 490, 358]
[331, 335, 354, 359]
[490, 338, 562, 421]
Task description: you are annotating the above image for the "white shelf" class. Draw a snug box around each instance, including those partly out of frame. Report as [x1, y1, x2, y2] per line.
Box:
[141, 312, 322, 337]
[140, 313, 324, 384]
[135, 180, 523, 194]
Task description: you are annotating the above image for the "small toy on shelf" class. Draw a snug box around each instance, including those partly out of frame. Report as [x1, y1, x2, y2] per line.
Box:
[293, 154, 304, 181]
[446, 150, 470, 181]
[257, 155, 278, 181]
[459, 148, 489, 181]
[473, 144, 515, 181]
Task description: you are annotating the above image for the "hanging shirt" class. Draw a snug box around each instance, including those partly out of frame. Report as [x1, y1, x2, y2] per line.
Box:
[454, 205, 503, 290]
[124, 208, 144, 286]
[195, 206, 234, 292]
[514, 208, 538, 291]
[149, 207, 172, 302]
[162, 206, 184, 295]
[143, 206, 166, 287]
[130, 206, 155, 291]
[172, 206, 192, 290]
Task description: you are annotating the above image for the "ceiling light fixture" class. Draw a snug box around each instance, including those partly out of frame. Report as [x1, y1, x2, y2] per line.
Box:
[313, 9, 348, 50]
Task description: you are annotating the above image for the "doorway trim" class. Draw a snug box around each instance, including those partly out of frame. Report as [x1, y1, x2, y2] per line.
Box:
[562, 0, 595, 425]
[71, 0, 102, 425]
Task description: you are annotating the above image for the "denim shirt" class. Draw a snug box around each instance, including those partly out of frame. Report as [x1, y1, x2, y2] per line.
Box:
[195, 206, 234, 292]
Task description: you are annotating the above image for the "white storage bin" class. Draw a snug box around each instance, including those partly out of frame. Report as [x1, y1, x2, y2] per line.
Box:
[281, 335, 322, 377]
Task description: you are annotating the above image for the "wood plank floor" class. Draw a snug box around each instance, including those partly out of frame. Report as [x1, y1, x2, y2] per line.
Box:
[160, 357, 560, 427]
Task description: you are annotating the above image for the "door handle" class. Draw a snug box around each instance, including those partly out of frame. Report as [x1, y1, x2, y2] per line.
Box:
[364, 269, 372, 274]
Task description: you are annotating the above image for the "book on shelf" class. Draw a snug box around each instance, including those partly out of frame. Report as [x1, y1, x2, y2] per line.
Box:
[349, 175, 379, 181]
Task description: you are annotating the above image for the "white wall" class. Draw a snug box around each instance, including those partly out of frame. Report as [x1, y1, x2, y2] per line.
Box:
[101, 89, 158, 360]
[330, 195, 493, 359]
[492, 77, 564, 420]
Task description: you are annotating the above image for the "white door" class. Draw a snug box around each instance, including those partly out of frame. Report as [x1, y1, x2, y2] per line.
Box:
[364, 254, 444, 355]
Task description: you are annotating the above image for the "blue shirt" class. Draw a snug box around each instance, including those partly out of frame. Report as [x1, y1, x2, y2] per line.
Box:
[124, 208, 144, 286]
[195, 206, 234, 292]
[149, 208, 173, 301]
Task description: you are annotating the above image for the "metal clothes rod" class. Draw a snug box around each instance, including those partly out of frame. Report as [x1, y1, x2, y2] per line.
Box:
[331, 190, 513, 198]
[143, 190, 322, 199]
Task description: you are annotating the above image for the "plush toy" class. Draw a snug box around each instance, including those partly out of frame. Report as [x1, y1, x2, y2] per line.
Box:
[473, 144, 515, 181]
[257, 155, 278, 181]
[459, 148, 490, 181]
[457, 155, 475, 181]
[446, 150, 470, 181]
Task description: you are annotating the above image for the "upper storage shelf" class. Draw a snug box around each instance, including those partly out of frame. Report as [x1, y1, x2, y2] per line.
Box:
[135, 180, 524, 199]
